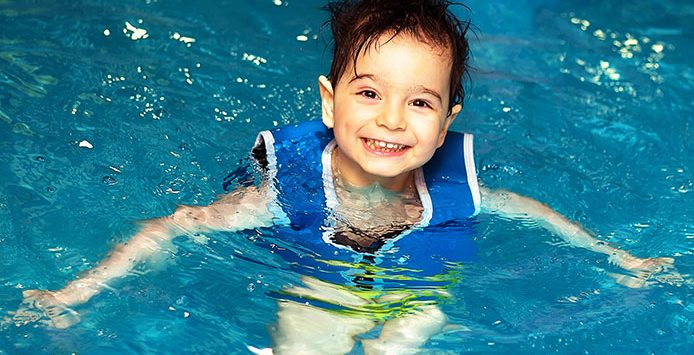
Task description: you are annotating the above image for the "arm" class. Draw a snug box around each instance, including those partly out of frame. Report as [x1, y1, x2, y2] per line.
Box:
[19, 185, 276, 327]
[479, 186, 673, 287]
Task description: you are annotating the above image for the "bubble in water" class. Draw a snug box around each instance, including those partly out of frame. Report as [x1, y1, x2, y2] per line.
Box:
[46, 186, 56, 193]
[102, 176, 118, 185]
[12, 123, 33, 136]
[246, 283, 255, 292]
[35, 155, 45, 162]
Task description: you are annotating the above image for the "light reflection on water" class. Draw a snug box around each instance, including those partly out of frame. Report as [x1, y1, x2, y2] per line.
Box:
[0, 0, 692, 353]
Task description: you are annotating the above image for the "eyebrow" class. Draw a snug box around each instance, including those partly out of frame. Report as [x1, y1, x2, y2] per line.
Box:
[348, 73, 376, 84]
[349, 73, 443, 104]
[414, 86, 443, 104]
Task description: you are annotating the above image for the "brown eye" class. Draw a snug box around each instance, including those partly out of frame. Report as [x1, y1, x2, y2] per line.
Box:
[358, 90, 378, 99]
[412, 99, 431, 108]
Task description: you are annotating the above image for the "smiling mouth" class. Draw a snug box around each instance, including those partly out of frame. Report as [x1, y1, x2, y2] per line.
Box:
[363, 138, 410, 153]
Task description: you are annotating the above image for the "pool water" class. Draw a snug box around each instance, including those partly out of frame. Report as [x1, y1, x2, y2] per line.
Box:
[1, 0, 692, 353]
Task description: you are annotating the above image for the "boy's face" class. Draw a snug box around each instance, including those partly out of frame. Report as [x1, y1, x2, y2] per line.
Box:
[319, 34, 461, 190]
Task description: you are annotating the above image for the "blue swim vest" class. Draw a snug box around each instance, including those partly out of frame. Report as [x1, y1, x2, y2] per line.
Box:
[250, 120, 481, 287]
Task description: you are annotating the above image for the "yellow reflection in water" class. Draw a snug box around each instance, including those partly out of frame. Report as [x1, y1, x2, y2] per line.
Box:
[123, 21, 148, 41]
[242, 52, 268, 66]
[562, 13, 673, 91]
[171, 32, 196, 47]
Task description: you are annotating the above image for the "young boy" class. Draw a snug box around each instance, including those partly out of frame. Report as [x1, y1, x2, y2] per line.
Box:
[16, 0, 675, 353]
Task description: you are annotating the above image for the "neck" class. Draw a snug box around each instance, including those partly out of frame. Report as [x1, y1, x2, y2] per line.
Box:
[332, 147, 414, 192]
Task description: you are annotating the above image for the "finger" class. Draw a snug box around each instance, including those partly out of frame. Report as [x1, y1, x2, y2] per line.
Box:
[660, 257, 675, 264]
[22, 289, 40, 299]
[658, 257, 675, 269]
[609, 272, 646, 288]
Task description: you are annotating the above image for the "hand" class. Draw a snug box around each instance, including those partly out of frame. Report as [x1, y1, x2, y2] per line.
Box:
[616, 255, 674, 273]
[608, 256, 682, 288]
[11, 290, 81, 329]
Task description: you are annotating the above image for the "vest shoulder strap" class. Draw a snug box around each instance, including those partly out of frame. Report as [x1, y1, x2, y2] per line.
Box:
[423, 131, 481, 225]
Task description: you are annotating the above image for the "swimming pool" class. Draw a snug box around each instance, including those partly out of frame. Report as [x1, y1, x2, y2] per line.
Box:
[1, 0, 691, 353]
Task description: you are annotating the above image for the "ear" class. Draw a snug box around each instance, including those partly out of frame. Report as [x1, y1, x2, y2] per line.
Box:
[318, 75, 335, 129]
[437, 104, 462, 148]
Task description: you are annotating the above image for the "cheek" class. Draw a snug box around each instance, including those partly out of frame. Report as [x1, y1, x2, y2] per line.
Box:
[333, 127, 359, 154]
[412, 120, 444, 148]
[334, 107, 356, 128]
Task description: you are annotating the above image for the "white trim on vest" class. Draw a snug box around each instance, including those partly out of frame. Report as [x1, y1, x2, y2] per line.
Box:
[463, 133, 481, 215]
[320, 139, 350, 251]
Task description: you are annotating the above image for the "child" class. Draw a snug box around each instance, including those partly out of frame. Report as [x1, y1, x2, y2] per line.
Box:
[16, 0, 675, 353]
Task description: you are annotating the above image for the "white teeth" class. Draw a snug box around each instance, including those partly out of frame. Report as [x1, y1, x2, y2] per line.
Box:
[366, 138, 406, 152]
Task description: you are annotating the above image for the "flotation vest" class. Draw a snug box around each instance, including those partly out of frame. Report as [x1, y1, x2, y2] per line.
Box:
[250, 120, 481, 288]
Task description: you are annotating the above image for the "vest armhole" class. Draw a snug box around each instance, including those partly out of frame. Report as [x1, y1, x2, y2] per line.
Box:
[463, 133, 481, 215]
[252, 130, 290, 225]
[252, 133, 270, 172]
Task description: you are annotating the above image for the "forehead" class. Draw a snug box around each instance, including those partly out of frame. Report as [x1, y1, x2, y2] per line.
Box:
[341, 33, 453, 89]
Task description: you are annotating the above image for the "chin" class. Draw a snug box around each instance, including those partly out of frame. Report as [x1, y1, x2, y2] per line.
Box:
[363, 166, 409, 179]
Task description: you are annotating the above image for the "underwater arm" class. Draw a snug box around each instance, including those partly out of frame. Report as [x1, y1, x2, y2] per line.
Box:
[479, 186, 674, 287]
[19, 185, 275, 327]
[57, 185, 274, 304]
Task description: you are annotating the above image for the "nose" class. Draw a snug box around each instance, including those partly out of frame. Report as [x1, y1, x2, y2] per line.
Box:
[375, 101, 406, 131]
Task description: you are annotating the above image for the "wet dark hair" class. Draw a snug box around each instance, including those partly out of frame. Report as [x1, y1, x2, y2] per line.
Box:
[323, 0, 472, 111]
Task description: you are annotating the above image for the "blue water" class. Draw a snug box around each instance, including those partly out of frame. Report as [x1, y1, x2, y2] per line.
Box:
[1, 0, 692, 353]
